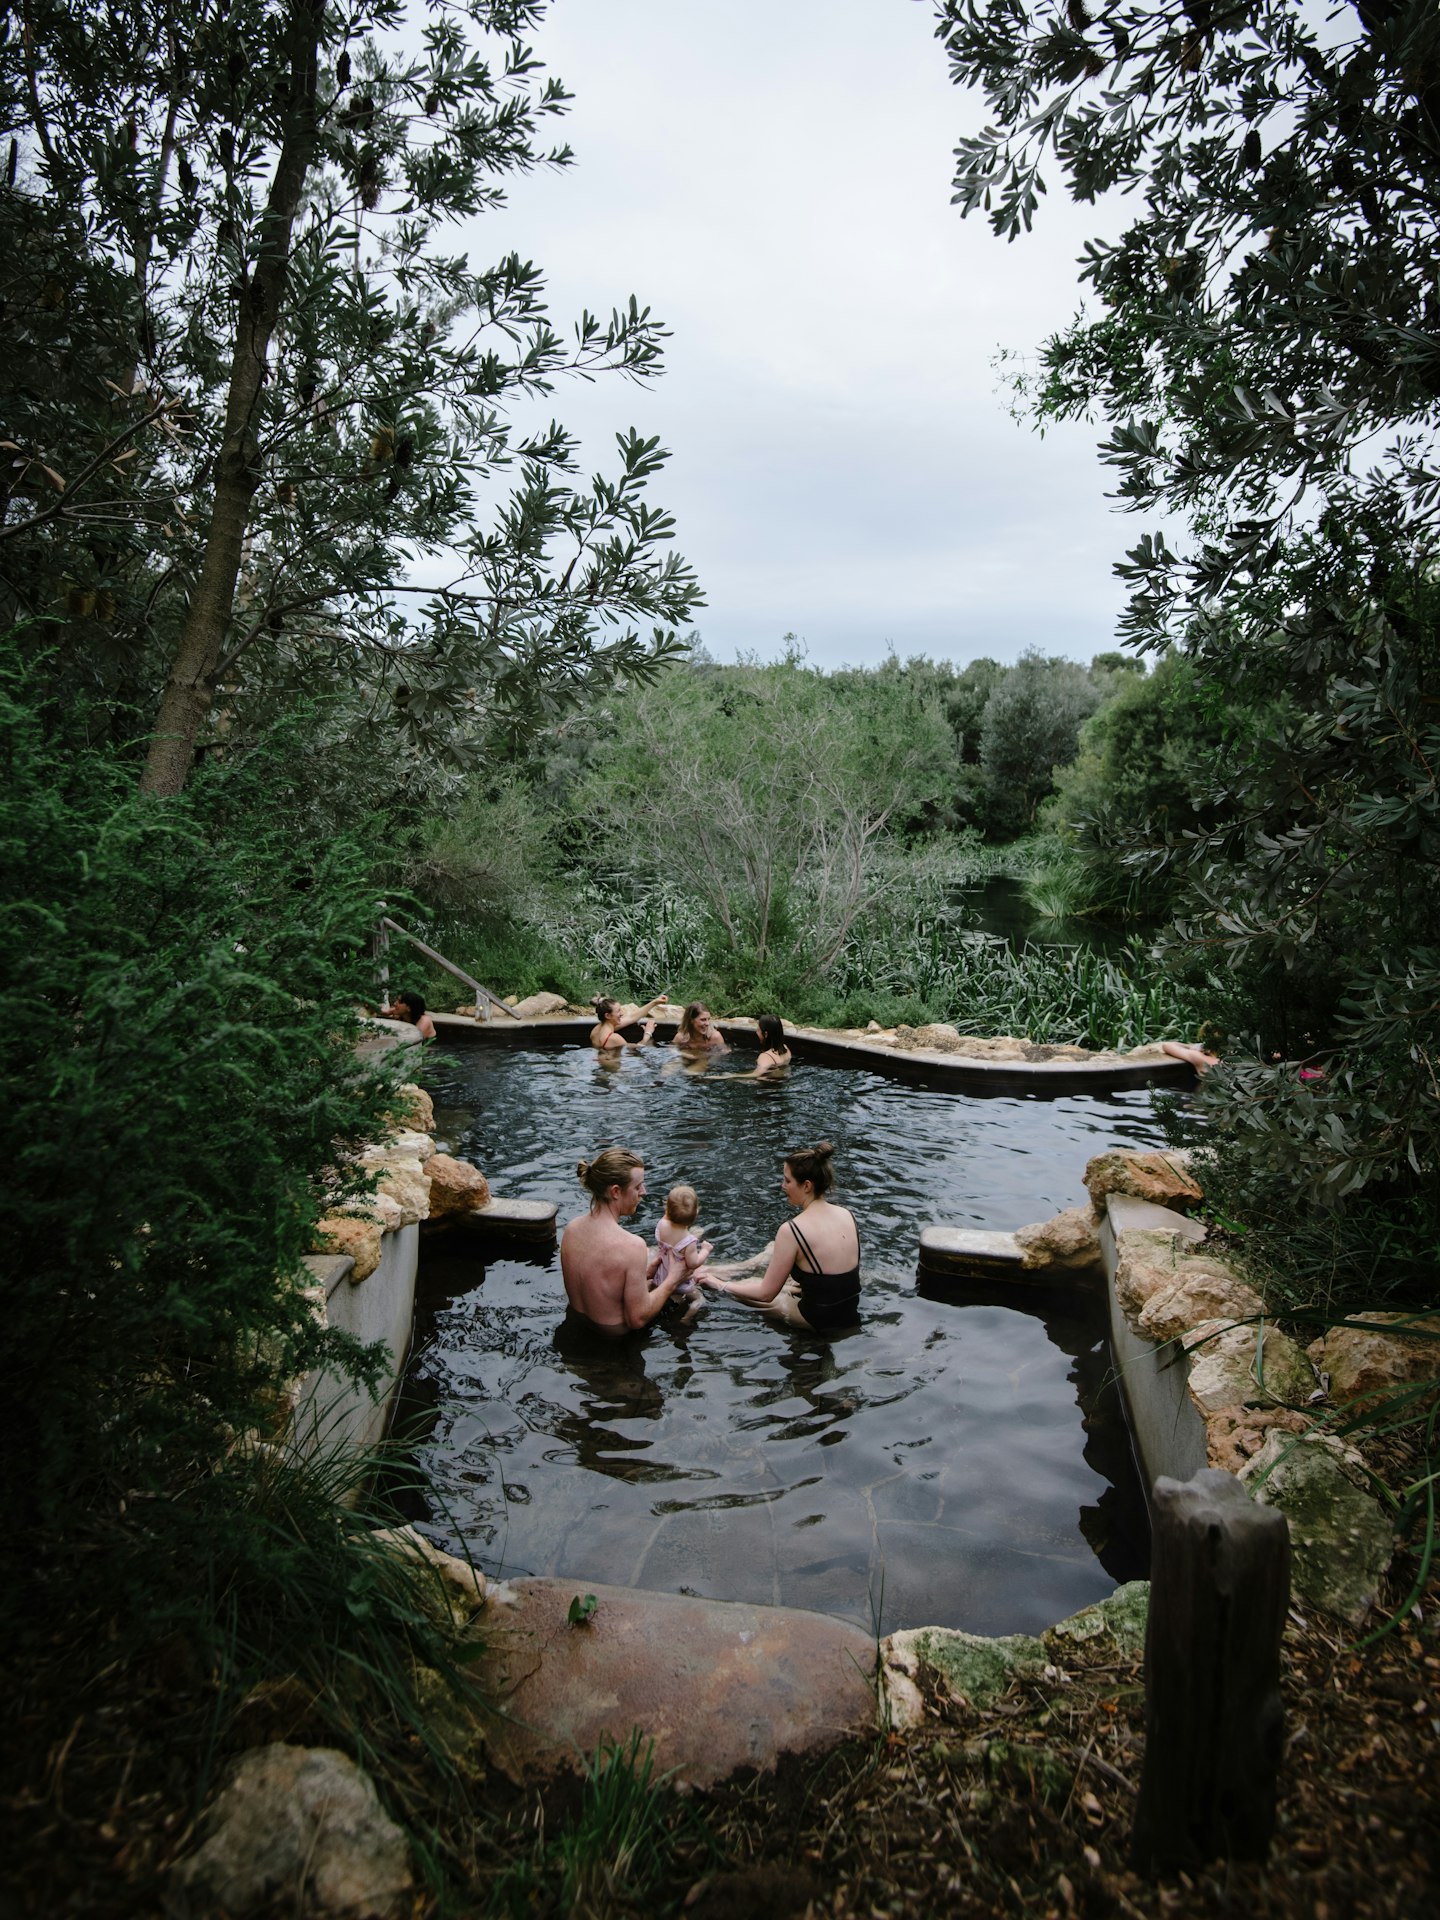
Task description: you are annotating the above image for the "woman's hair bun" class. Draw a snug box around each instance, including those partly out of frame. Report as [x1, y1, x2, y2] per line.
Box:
[813, 1140, 834, 1156]
[576, 1159, 591, 1182]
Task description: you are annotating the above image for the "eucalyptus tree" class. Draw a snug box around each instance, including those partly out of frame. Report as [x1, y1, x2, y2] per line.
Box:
[936, 1, 1440, 1214]
[1, 0, 700, 795]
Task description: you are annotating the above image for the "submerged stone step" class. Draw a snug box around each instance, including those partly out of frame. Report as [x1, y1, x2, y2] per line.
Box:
[918, 1226, 1024, 1279]
[455, 1197, 558, 1240]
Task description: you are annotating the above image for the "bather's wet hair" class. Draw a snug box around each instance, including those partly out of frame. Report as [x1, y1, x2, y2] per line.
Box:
[576, 1146, 644, 1204]
[593, 996, 620, 1023]
[784, 1140, 835, 1196]
[664, 1184, 699, 1226]
[393, 989, 426, 1021]
[757, 1014, 786, 1051]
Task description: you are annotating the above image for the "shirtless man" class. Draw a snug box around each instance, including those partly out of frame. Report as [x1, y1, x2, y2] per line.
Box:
[560, 1148, 689, 1333]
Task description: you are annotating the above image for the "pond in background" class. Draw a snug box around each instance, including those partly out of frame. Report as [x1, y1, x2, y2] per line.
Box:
[953, 875, 1128, 955]
[396, 1043, 1166, 1637]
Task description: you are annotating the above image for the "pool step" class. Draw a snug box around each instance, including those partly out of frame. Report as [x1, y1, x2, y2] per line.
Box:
[453, 1197, 558, 1241]
[918, 1226, 1025, 1280]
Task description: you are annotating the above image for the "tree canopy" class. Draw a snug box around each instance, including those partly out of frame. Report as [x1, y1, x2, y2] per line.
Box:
[2, 0, 701, 794]
[937, 1, 1440, 1219]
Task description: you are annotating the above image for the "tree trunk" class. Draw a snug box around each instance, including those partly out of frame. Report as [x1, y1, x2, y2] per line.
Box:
[140, 0, 325, 796]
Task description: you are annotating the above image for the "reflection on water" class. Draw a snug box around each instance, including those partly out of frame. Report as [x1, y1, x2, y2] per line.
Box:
[397, 1044, 1164, 1636]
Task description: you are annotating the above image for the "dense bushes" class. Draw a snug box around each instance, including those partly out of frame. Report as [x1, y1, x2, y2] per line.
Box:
[0, 644, 474, 1833]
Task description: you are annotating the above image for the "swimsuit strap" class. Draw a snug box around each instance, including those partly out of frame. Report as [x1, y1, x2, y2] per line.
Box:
[789, 1216, 820, 1274]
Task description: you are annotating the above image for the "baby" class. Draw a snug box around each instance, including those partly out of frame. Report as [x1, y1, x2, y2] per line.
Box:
[652, 1185, 713, 1298]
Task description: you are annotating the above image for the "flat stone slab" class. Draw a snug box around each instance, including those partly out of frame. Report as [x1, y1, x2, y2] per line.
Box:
[458, 1198, 558, 1238]
[467, 1578, 877, 1788]
[918, 1227, 1024, 1278]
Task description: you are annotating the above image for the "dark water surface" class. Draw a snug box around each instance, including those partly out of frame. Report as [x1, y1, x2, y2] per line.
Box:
[399, 1043, 1167, 1637]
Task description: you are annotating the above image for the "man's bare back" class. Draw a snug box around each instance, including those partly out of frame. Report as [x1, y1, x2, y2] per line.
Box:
[560, 1155, 687, 1333]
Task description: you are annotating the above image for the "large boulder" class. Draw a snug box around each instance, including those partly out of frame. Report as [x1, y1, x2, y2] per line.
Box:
[422, 1152, 491, 1216]
[1014, 1206, 1103, 1273]
[1307, 1311, 1440, 1405]
[1239, 1431, 1395, 1625]
[311, 1216, 382, 1284]
[1135, 1259, 1266, 1343]
[1183, 1320, 1316, 1414]
[1084, 1148, 1203, 1213]
[169, 1744, 412, 1918]
[368, 1161, 430, 1228]
[512, 990, 568, 1018]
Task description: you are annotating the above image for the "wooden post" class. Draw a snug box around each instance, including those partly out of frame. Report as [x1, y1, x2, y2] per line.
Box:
[1131, 1468, 1290, 1875]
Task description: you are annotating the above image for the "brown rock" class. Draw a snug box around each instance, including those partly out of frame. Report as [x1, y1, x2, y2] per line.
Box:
[312, 1215, 382, 1283]
[1307, 1312, 1440, 1405]
[468, 1578, 875, 1788]
[1084, 1148, 1203, 1212]
[169, 1744, 412, 1918]
[1135, 1260, 1265, 1343]
[422, 1153, 490, 1216]
[1015, 1206, 1103, 1272]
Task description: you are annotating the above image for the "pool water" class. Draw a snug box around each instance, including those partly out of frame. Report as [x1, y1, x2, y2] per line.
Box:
[397, 1042, 1167, 1637]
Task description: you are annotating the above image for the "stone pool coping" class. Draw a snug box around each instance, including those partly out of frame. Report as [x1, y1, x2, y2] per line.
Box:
[428, 1010, 1195, 1096]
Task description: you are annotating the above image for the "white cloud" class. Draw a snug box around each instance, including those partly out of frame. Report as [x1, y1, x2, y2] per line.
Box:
[448, 0, 1148, 669]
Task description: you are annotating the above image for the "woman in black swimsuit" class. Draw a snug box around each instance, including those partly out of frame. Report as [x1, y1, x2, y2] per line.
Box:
[700, 1141, 860, 1332]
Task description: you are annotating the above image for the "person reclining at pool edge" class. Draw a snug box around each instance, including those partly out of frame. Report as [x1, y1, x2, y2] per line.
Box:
[560, 1148, 690, 1334]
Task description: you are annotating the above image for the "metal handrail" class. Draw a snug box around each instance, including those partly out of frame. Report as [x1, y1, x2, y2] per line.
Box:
[374, 906, 520, 1021]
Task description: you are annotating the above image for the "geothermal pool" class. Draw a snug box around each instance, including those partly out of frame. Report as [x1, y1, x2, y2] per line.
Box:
[397, 1040, 1168, 1637]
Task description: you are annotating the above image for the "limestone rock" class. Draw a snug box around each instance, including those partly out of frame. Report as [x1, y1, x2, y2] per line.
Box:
[1044, 1581, 1149, 1662]
[1204, 1405, 1311, 1475]
[1020, 1042, 1096, 1062]
[1113, 1227, 1189, 1314]
[422, 1152, 491, 1217]
[384, 1128, 435, 1161]
[866, 1019, 884, 1033]
[393, 1083, 434, 1134]
[1239, 1430, 1395, 1625]
[1306, 1311, 1440, 1405]
[1015, 1205, 1102, 1273]
[952, 1034, 1031, 1060]
[880, 1627, 1047, 1728]
[311, 1216, 382, 1284]
[512, 990, 568, 1018]
[370, 1525, 487, 1623]
[1135, 1260, 1265, 1343]
[1084, 1148, 1203, 1212]
[335, 1191, 404, 1236]
[891, 1022, 963, 1052]
[169, 1744, 412, 1918]
[1183, 1321, 1316, 1414]
[370, 1163, 430, 1228]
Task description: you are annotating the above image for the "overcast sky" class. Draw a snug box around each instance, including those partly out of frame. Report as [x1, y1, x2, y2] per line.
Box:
[460, 0, 1141, 672]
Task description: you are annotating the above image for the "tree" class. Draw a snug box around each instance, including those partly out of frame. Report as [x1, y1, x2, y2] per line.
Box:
[978, 647, 1102, 837]
[1, 1, 700, 794]
[936, 1, 1440, 1217]
[576, 654, 958, 970]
